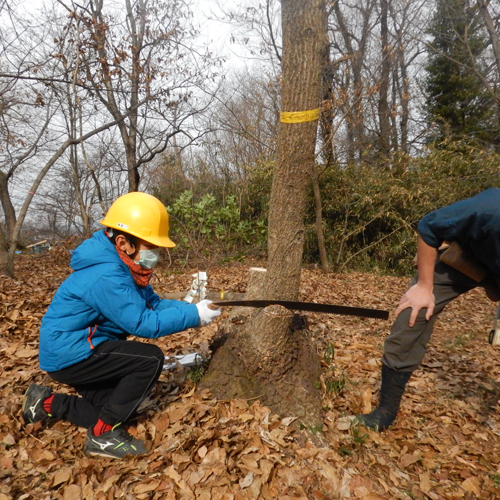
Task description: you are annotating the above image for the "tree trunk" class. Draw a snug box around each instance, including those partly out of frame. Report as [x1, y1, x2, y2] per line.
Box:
[70, 143, 92, 238]
[476, 0, 500, 126]
[477, 0, 500, 92]
[0, 171, 16, 249]
[312, 164, 331, 272]
[333, 0, 373, 163]
[266, 0, 326, 300]
[378, 0, 391, 164]
[199, 269, 324, 432]
[319, 46, 336, 168]
[200, 0, 327, 435]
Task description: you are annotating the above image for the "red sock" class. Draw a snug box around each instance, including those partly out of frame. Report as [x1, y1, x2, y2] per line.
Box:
[93, 419, 114, 436]
[43, 395, 54, 415]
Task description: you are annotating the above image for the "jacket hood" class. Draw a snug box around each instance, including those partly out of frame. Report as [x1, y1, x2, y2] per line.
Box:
[71, 230, 121, 271]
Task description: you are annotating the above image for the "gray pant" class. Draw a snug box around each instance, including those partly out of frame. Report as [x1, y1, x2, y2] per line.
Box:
[382, 257, 496, 372]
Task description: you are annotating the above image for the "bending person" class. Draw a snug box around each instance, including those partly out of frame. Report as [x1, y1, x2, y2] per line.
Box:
[358, 188, 500, 430]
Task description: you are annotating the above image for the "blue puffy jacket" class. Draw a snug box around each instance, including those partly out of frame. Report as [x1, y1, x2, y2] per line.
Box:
[39, 230, 200, 372]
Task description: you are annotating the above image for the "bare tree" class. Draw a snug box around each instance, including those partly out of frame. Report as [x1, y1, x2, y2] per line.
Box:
[0, 3, 62, 253]
[326, 0, 428, 164]
[58, 0, 219, 193]
[187, 69, 279, 208]
[201, 0, 327, 432]
[0, 2, 132, 275]
[378, 0, 391, 161]
[476, 0, 500, 117]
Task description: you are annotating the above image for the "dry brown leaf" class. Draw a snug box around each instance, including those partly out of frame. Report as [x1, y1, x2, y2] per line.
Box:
[239, 454, 261, 475]
[318, 461, 340, 491]
[40, 450, 56, 461]
[165, 466, 195, 498]
[336, 416, 353, 431]
[153, 411, 170, 432]
[259, 459, 275, 484]
[52, 468, 72, 488]
[461, 476, 481, 495]
[15, 347, 38, 358]
[63, 484, 82, 500]
[238, 413, 254, 423]
[350, 475, 374, 498]
[201, 447, 226, 468]
[281, 416, 297, 427]
[419, 472, 431, 493]
[186, 469, 206, 486]
[134, 480, 161, 494]
[167, 404, 191, 423]
[398, 452, 422, 468]
[2, 434, 15, 445]
[99, 474, 121, 493]
[388, 469, 399, 487]
[239, 471, 254, 489]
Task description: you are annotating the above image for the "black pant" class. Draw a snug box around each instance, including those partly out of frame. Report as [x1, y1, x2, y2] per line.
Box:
[48, 340, 164, 429]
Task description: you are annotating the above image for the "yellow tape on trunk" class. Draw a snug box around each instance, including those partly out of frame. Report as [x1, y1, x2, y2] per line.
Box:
[280, 108, 320, 123]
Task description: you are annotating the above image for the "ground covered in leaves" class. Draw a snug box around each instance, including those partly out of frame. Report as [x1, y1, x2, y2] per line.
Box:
[2, 251, 500, 499]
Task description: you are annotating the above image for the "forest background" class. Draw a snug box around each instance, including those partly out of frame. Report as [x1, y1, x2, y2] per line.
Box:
[1, 0, 500, 277]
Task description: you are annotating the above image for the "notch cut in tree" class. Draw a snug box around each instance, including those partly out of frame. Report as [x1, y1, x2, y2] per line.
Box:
[200, 0, 327, 435]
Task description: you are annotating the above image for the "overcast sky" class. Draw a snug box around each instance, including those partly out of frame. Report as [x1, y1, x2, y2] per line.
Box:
[19, 0, 251, 70]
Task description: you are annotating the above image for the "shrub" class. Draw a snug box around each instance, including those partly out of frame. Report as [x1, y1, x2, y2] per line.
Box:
[308, 141, 500, 275]
[166, 190, 267, 263]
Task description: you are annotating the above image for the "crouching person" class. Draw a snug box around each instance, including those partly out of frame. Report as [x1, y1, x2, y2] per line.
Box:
[22, 192, 220, 459]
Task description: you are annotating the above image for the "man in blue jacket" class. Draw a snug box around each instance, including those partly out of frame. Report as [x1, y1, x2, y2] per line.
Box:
[22, 192, 221, 458]
[358, 188, 500, 431]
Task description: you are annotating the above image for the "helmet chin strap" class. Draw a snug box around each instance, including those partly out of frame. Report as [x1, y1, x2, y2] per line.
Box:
[108, 228, 136, 258]
[126, 245, 136, 258]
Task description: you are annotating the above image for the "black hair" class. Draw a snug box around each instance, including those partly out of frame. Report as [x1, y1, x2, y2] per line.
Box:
[106, 228, 138, 248]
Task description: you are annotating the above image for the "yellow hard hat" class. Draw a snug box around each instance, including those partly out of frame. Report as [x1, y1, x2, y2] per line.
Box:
[100, 192, 175, 248]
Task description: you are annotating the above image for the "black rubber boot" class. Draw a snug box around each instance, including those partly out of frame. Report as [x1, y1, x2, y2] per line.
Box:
[357, 364, 412, 431]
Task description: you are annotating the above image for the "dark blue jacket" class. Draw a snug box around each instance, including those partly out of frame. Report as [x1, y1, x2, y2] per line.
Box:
[39, 230, 200, 372]
[418, 187, 500, 274]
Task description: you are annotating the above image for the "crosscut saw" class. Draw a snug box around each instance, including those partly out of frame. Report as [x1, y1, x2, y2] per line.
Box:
[211, 300, 389, 320]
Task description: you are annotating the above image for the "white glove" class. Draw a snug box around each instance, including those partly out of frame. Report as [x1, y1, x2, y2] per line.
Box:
[196, 299, 221, 326]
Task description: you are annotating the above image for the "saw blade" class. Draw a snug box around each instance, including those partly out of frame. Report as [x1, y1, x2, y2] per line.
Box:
[211, 300, 389, 320]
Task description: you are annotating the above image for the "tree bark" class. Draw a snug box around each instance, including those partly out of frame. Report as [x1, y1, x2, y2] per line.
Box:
[0, 171, 16, 249]
[476, 0, 500, 124]
[200, 0, 327, 436]
[333, 0, 374, 163]
[312, 164, 331, 272]
[378, 0, 391, 163]
[265, 0, 326, 300]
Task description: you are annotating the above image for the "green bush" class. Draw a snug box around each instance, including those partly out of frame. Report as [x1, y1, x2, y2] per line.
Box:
[156, 140, 500, 274]
[308, 140, 500, 275]
[166, 190, 267, 262]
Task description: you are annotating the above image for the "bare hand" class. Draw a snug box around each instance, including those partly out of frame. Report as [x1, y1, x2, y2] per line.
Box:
[394, 283, 435, 327]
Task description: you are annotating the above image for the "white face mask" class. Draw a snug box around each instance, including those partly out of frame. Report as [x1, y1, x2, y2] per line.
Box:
[134, 247, 160, 269]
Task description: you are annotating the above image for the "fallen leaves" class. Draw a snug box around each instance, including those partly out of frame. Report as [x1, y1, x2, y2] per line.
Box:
[1, 254, 500, 498]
